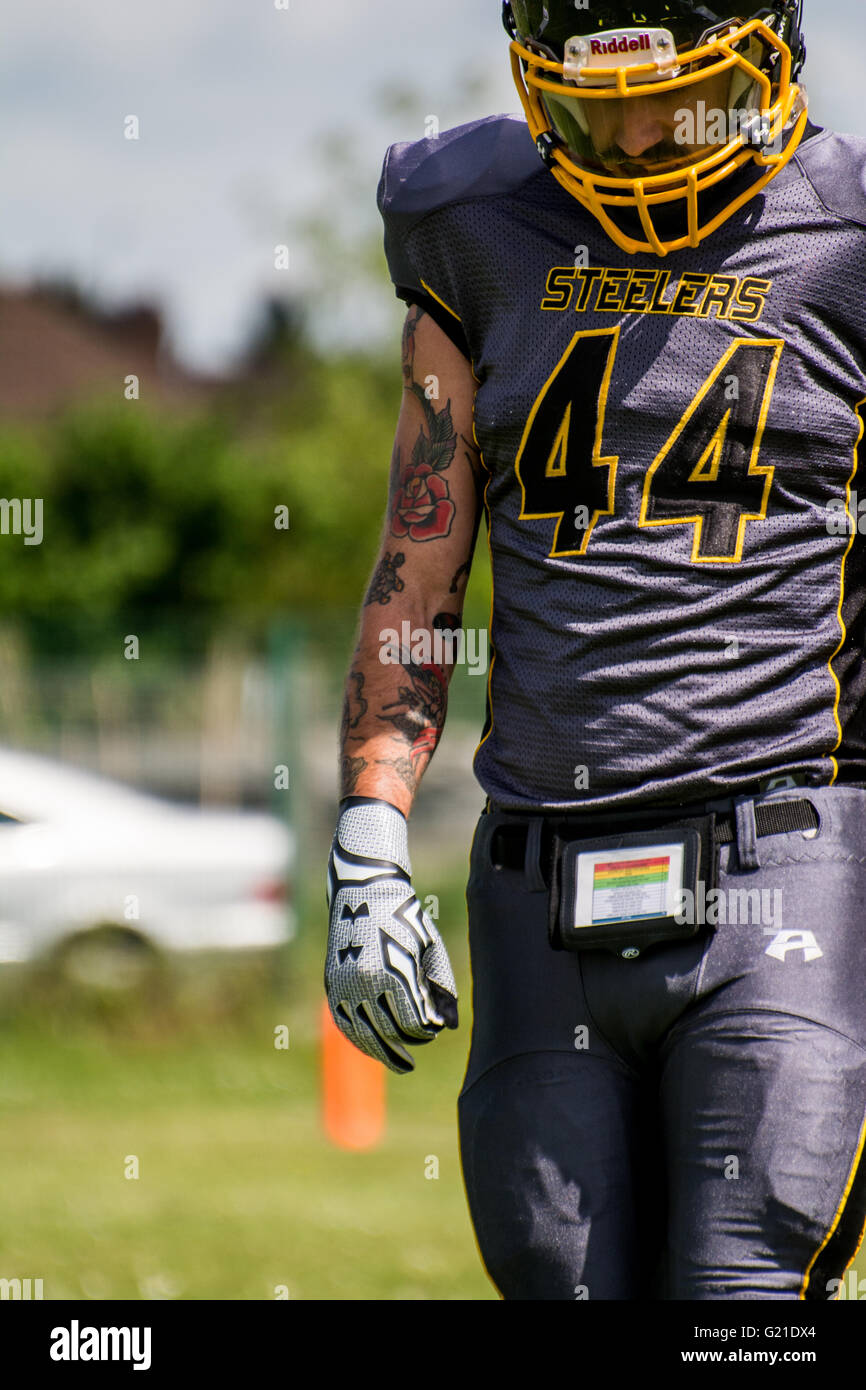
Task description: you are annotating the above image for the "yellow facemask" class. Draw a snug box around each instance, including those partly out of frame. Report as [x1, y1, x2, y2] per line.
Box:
[509, 17, 809, 256]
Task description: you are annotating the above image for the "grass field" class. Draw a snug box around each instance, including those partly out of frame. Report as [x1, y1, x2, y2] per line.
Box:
[0, 1014, 494, 1301]
[0, 861, 495, 1302]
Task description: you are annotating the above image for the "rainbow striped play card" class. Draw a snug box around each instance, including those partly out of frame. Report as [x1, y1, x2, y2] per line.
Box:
[573, 841, 686, 928]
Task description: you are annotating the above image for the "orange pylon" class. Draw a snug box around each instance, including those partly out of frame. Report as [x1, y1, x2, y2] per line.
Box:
[321, 1000, 386, 1150]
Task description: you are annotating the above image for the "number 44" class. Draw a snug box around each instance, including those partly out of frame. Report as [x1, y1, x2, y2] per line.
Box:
[515, 327, 783, 564]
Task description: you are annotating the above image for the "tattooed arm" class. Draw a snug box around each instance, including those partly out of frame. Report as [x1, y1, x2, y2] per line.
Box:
[340, 305, 484, 817]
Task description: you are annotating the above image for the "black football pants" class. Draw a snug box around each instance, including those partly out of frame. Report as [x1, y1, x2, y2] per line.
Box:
[458, 786, 866, 1300]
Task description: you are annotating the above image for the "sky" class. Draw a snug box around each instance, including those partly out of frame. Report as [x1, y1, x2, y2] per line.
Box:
[2, 0, 864, 372]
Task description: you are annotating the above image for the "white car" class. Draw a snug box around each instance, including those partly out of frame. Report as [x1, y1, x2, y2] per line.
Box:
[0, 747, 295, 986]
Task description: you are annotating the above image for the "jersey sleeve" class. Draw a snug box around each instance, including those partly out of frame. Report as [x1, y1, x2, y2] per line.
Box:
[795, 129, 866, 230]
[377, 141, 472, 360]
[794, 129, 866, 353]
[376, 116, 543, 367]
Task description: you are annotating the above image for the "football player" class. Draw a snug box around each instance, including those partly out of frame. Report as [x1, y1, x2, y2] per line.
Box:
[326, 0, 866, 1300]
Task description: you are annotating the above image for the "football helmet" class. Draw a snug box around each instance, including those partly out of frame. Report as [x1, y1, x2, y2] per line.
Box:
[504, 1, 809, 256]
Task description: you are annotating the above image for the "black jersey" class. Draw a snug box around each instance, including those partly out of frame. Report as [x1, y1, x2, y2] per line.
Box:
[378, 116, 866, 811]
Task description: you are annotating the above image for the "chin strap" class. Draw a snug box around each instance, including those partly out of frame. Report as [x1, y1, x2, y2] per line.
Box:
[757, 1, 806, 79]
[786, 0, 807, 80]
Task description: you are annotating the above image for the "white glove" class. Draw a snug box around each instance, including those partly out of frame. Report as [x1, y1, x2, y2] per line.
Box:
[325, 798, 458, 1074]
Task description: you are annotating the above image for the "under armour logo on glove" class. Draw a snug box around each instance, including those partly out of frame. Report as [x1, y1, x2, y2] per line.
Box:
[337, 902, 369, 963]
[325, 798, 458, 1074]
[341, 902, 370, 924]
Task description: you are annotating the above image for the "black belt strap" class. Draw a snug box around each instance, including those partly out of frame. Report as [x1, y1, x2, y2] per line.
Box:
[490, 798, 819, 871]
[713, 798, 818, 843]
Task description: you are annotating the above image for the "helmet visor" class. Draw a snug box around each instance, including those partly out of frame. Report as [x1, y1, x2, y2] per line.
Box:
[540, 31, 769, 178]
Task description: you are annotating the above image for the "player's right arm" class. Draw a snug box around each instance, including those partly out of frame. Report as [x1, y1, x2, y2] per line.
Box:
[340, 305, 484, 815]
[326, 306, 484, 1073]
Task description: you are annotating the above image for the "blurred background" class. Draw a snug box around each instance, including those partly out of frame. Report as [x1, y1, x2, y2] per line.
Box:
[0, 0, 863, 1302]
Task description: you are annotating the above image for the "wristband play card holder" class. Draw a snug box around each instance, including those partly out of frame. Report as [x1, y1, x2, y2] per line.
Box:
[548, 819, 716, 958]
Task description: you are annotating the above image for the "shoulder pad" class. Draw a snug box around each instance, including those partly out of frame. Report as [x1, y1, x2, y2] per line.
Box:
[794, 129, 866, 229]
[377, 114, 541, 228]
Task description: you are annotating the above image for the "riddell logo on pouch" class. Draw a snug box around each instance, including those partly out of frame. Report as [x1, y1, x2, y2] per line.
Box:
[590, 34, 652, 55]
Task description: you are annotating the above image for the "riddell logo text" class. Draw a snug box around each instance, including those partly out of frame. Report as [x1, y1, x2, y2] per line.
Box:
[590, 35, 651, 55]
